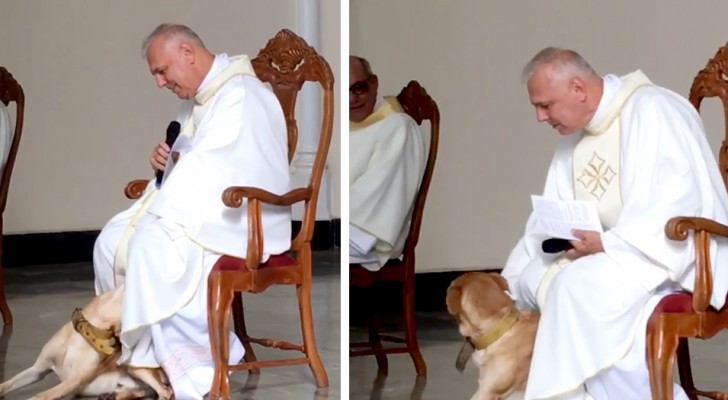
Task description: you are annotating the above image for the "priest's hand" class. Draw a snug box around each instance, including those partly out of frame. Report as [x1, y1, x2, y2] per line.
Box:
[150, 140, 171, 172]
[566, 229, 604, 260]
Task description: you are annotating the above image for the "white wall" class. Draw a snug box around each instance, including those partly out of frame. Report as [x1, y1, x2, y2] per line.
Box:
[351, 0, 728, 272]
[321, 0, 341, 219]
[0, 0, 341, 234]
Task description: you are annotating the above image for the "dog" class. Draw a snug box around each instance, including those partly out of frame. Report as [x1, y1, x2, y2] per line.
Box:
[0, 284, 173, 400]
[446, 272, 539, 400]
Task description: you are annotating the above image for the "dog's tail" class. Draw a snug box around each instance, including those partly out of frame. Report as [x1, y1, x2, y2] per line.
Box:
[0, 359, 53, 396]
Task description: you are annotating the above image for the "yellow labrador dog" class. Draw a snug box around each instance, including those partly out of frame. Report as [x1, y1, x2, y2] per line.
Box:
[446, 272, 539, 400]
[0, 284, 173, 400]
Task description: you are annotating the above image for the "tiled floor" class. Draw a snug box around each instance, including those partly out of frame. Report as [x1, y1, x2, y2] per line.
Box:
[349, 310, 728, 399]
[3, 251, 728, 399]
[0, 250, 341, 400]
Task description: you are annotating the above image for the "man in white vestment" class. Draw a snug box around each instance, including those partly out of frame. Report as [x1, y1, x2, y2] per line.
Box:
[349, 55, 426, 271]
[91, 24, 291, 399]
[501, 47, 728, 400]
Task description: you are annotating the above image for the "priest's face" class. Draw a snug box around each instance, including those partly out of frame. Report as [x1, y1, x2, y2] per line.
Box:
[146, 36, 198, 100]
[349, 57, 378, 122]
[527, 66, 589, 135]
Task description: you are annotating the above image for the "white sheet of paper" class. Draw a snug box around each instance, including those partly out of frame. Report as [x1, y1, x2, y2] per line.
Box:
[531, 195, 603, 240]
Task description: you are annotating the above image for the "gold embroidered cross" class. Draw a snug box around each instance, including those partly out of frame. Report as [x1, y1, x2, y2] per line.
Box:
[577, 152, 616, 200]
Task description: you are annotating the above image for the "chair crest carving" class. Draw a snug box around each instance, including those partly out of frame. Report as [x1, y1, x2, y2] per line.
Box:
[688, 42, 728, 192]
[252, 29, 334, 90]
[689, 43, 728, 110]
[396, 81, 439, 126]
[251, 29, 334, 162]
[0, 67, 24, 108]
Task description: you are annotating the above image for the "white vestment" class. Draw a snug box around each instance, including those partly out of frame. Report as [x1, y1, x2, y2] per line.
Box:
[502, 70, 728, 400]
[0, 102, 13, 174]
[93, 53, 291, 399]
[349, 96, 426, 270]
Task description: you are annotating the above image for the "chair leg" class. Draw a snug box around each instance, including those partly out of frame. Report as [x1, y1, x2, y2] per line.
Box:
[0, 264, 12, 325]
[370, 369, 387, 400]
[368, 306, 388, 374]
[297, 281, 328, 388]
[676, 338, 698, 400]
[402, 281, 426, 376]
[231, 292, 259, 373]
[207, 273, 235, 400]
[647, 317, 679, 400]
[410, 374, 427, 399]
[0, 325, 13, 382]
[0, 231, 10, 325]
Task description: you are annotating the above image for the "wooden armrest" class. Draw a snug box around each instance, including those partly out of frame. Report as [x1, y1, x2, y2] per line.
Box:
[222, 186, 311, 270]
[665, 216, 728, 240]
[664, 216, 728, 312]
[222, 186, 311, 208]
[125, 179, 151, 200]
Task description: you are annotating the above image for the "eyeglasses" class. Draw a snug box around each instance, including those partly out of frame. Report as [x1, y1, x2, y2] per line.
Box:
[349, 79, 370, 95]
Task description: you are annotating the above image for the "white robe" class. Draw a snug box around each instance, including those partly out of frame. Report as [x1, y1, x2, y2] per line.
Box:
[502, 71, 728, 400]
[93, 53, 291, 399]
[0, 101, 13, 175]
[349, 96, 426, 270]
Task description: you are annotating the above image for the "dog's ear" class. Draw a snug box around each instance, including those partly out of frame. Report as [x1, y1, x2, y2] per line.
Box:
[445, 284, 462, 316]
[489, 272, 510, 292]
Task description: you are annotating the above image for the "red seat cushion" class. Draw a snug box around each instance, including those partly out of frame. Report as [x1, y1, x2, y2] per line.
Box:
[653, 291, 728, 313]
[654, 292, 694, 313]
[214, 253, 297, 271]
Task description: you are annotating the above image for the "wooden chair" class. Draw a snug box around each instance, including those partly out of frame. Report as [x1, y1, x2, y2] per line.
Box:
[204, 30, 334, 400]
[647, 43, 728, 400]
[349, 81, 440, 377]
[0, 67, 25, 326]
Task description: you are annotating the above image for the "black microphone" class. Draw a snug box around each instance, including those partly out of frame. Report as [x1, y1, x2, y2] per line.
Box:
[542, 238, 574, 254]
[155, 121, 181, 188]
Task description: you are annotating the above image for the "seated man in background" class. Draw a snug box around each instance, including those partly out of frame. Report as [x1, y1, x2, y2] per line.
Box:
[92, 23, 292, 399]
[349, 55, 426, 271]
[502, 46, 728, 400]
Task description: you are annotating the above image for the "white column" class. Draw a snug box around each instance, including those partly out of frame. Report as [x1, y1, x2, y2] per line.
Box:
[293, 0, 331, 221]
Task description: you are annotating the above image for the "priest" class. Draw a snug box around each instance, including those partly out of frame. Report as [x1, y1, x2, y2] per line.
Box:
[349, 55, 426, 270]
[502, 47, 728, 400]
[92, 23, 291, 399]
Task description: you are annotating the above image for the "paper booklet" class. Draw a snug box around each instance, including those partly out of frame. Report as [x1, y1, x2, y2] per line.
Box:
[531, 195, 603, 240]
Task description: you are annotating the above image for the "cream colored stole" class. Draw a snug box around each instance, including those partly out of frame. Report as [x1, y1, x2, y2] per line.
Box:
[111, 56, 257, 285]
[534, 71, 654, 309]
[349, 96, 405, 132]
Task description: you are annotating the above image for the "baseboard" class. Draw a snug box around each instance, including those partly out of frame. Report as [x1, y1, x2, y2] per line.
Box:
[2, 230, 100, 268]
[3, 219, 341, 268]
[349, 268, 502, 324]
[292, 218, 341, 251]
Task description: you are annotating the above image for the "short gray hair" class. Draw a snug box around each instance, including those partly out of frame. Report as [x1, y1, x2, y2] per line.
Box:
[521, 46, 598, 83]
[141, 23, 206, 58]
[351, 55, 374, 77]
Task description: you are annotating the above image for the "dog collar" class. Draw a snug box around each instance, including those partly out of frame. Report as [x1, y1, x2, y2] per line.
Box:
[71, 308, 120, 356]
[470, 307, 520, 350]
